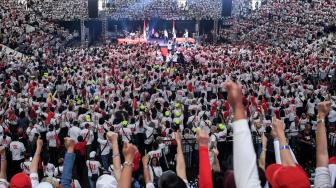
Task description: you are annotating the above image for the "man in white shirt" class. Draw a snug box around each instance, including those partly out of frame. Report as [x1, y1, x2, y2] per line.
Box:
[46, 125, 61, 165]
[68, 122, 81, 141]
[80, 124, 95, 156]
[86, 151, 102, 188]
[9, 136, 26, 175]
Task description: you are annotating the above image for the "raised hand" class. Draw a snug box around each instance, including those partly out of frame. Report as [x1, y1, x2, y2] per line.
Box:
[317, 101, 332, 118]
[36, 136, 43, 149]
[272, 117, 286, 137]
[107, 131, 118, 144]
[224, 80, 243, 108]
[197, 130, 209, 147]
[64, 137, 76, 153]
[122, 143, 138, 161]
[175, 131, 182, 145]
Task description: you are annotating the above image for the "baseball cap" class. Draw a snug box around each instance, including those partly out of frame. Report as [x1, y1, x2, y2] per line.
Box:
[218, 123, 225, 131]
[36, 182, 53, 188]
[10, 172, 32, 188]
[122, 120, 128, 127]
[265, 164, 310, 188]
[174, 119, 181, 125]
[165, 111, 171, 117]
[89, 151, 96, 158]
[96, 175, 118, 188]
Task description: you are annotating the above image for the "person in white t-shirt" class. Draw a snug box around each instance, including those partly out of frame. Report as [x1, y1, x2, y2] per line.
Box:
[9, 136, 26, 175]
[0, 134, 11, 148]
[54, 158, 64, 178]
[97, 134, 111, 170]
[68, 122, 81, 141]
[119, 121, 132, 143]
[148, 157, 163, 184]
[43, 158, 56, 178]
[80, 124, 94, 156]
[86, 151, 102, 188]
[46, 125, 61, 165]
[20, 154, 31, 175]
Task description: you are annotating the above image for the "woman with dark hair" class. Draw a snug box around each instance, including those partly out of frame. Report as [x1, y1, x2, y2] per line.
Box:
[148, 157, 163, 186]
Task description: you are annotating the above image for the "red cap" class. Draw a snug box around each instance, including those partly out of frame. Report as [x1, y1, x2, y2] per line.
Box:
[329, 156, 336, 164]
[10, 172, 32, 188]
[266, 164, 310, 188]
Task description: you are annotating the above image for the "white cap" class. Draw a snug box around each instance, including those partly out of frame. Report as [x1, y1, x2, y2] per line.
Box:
[36, 182, 53, 188]
[96, 175, 118, 188]
[89, 151, 96, 158]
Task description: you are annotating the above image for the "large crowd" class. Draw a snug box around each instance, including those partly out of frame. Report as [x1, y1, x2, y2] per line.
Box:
[0, 0, 336, 188]
[104, 0, 222, 20]
[220, 0, 336, 47]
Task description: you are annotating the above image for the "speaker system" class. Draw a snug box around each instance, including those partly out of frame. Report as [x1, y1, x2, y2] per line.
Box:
[222, 0, 232, 17]
[88, 0, 98, 18]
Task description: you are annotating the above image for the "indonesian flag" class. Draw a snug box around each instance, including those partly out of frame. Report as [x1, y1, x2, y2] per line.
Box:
[187, 82, 193, 92]
[132, 98, 138, 111]
[143, 20, 147, 40]
[172, 20, 176, 38]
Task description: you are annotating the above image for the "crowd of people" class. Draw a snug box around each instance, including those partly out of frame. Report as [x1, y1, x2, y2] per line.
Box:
[0, 0, 78, 56]
[104, 0, 223, 20]
[221, 0, 336, 47]
[31, 0, 89, 21]
[0, 0, 336, 188]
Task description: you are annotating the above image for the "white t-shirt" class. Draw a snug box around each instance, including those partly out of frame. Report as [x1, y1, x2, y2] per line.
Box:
[46, 129, 60, 147]
[0, 136, 11, 148]
[10, 141, 26, 161]
[119, 127, 132, 143]
[149, 166, 163, 183]
[68, 126, 81, 141]
[80, 129, 94, 145]
[97, 138, 111, 156]
[328, 109, 336, 123]
[44, 163, 56, 177]
[21, 161, 31, 174]
[26, 127, 38, 142]
[86, 160, 101, 177]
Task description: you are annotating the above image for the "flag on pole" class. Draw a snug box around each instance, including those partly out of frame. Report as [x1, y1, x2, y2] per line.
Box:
[143, 20, 147, 40]
[172, 20, 176, 39]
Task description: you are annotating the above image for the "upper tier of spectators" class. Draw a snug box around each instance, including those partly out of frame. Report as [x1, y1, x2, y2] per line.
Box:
[104, 0, 222, 20]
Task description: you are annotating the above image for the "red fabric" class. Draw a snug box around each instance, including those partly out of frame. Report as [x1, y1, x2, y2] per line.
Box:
[160, 47, 169, 57]
[45, 111, 54, 125]
[187, 82, 193, 92]
[133, 152, 141, 172]
[198, 146, 213, 188]
[266, 164, 310, 188]
[75, 141, 87, 156]
[132, 98, 138, 111]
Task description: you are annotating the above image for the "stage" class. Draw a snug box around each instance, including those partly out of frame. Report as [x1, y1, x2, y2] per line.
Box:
[117, 37, 196, 45]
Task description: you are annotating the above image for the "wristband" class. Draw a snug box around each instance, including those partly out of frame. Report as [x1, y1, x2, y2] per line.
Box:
[280, 145, 290, 150]
[317, 119, 325, 125]
[123, 161, 134, 167]
[262, 148, 267, 152]
[1, 156, 6, 161]
[112, 153, 120, 158]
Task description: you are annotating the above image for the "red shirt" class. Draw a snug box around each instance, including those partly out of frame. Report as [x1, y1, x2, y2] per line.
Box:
[75, 141, 87, 156]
